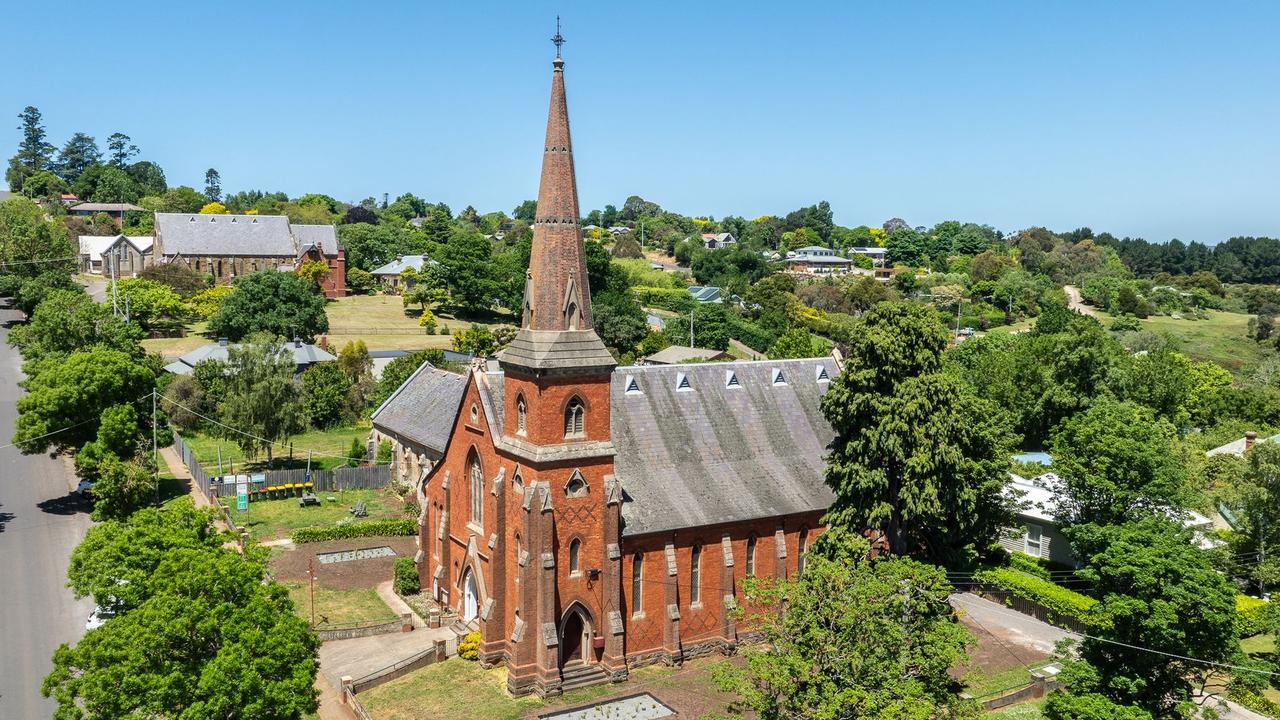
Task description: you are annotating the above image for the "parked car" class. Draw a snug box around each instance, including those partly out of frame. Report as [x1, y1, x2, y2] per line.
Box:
[85, 604, 117, 630]
[76, 479, 96, 498]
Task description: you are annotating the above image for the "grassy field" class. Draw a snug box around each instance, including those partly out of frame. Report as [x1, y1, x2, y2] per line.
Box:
[1134, 311, 1265, 374]
[142, 320, 213, 358]
[177, 423, 373, 472]
[324, 294, 514, 352]
[964, 665, 1037, 702]
[223, 488, 406, 541]
[358, 658, 707, 720]
[283, 581, 398, 627]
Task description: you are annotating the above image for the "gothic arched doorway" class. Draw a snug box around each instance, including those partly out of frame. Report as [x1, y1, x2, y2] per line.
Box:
[461, 568, 479, 622]
[560, 605, 591, 666]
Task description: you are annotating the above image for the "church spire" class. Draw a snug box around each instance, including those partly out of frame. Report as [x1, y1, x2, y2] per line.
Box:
[499, 24, 614, 373]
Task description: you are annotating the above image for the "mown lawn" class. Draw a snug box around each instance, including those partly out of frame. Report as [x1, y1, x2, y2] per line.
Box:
[177, 422, 374, 472]
[142, 320, 214, 358]
[358, 657, 730, 720]
[1137, 311, 1265, 375]
[283, 581, 398, 627]
[323, 294, 514, 352]
[223, 488, 406, 541]
[965, 665, 1037, 702]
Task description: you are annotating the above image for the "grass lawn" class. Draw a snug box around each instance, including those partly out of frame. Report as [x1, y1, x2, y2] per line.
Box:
[1136, 311, 1265, 375]
[177, 422, 373, 472]
[359, 657, 730, 720]
[284, 581, 398, 627]
[1242, 634, 1275, 655]
[142, 320, 213, 358]
[224, 488, 406, 541]
[965, 665, 1036, 701]
[986, 698, 1046, 718]
[323, 294, 515, 352]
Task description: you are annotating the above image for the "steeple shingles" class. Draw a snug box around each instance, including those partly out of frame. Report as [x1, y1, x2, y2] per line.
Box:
[499, 51, 614, 373]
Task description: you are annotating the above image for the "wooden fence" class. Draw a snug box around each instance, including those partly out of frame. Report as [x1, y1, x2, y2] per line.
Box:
[171, 431, 390, 499]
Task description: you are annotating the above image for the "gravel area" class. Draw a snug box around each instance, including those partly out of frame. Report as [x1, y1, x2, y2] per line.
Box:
[270, 536, 419, 590]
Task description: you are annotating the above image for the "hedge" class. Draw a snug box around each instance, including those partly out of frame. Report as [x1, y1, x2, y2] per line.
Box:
[1236, 594, 1271, 638]
[975, 566, 1110, 630]
[633, 286, 695, 314]
[290, 519, 417, 543]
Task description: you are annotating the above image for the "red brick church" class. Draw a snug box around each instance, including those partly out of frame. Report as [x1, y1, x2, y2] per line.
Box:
[414, 45, 838, 696]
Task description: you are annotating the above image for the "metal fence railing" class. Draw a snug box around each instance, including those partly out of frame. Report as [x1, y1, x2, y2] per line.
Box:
[170, 430, 390, 499]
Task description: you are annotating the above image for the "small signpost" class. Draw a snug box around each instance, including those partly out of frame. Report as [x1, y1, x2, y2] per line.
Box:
[236, 477, 248, 512]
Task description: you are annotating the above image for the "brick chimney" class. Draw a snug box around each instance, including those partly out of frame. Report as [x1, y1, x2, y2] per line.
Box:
[1245, 430, 1258, 451]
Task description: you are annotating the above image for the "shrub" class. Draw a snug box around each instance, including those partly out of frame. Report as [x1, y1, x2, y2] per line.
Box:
[1236, 594, 1270, 638]
[376, 439, 392, 463]
[1007, 552, 1051, 579]
[290, 519, 416, 543]
[394, 557, 420, 596]
[458, 631, 482, 661]
[974, 566, 1110, 630]
[634, 286, 695, 314]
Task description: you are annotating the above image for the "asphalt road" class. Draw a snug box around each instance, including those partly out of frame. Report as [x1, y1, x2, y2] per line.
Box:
[0, 298, 95, 718]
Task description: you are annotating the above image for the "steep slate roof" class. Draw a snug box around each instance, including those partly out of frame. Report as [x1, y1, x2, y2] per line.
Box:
[371, 363, 468, 454]
[611, 357, 839, 536]
[155, 213, 297, 256]
[291, 224, 338, 253]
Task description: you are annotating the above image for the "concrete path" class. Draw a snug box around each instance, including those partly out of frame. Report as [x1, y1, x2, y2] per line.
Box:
[376, 580, 424, 628]
[0, 299, 96, 718]
[952, 593, 1268, 720]
[317, 622, 456, 688]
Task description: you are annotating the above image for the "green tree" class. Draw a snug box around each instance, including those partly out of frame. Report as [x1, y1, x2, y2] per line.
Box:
[1063, 518, 1241, 716]
[767, 327, 825, 359]
[14, 348, 155, 456]
[116, 277, 191, 330]
[512, 199, 537, 221]
[126, 160, 167, 196]
[345, 266, 374, 294]
[821, 302, 1015, 561]
[1049, 400, 1187, 526]
[203, 167, 222, 202]
[1220, 442, 1280, 594]
[105, 132, 138, 167]
[89, 456, 157, 522]
[301, 362, 354, 428]
[7, 288, 143, 366]
[51, 132, 101, 185]
[73, 403, 141, 481]
[45, 545, 318, 719]
[592, 291, 648, 356]
[0, 197, 77, 302]
[435, 228, 495, 312]
[90, 164, 141, 203]
[372, 349, 446, 407]
[138, 261, 210, 298]
[67, 501, 223, 612]
[217, 336, 307, 462]
[6, 106, 55, 190]
[336, 339, 374, 406]
[21, 169, 69, 200]
[713, 536, 977, 719]
[451, 324, 497, 356]
[208, 272, 329, 342]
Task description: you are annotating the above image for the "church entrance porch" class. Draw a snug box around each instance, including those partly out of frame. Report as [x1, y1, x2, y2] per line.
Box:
[559, 605, 593, 666]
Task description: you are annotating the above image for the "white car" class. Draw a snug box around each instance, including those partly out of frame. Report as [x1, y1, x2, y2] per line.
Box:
[85, 605, 117, 630]
[76, 479, 96, 497]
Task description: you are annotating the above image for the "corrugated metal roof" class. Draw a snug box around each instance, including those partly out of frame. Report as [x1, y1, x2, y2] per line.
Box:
[370, 255, 431, 276]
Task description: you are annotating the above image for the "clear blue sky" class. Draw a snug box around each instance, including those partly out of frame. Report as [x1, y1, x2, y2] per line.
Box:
[2, 1, 1277, 243]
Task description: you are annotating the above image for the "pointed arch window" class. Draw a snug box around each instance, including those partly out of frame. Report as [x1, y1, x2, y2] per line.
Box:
[745, 535, 757, 577]
[516, 394, 527, 435]
[799, 528, 810, 575]
[631, 553, 644, 616]
[567, 302, 579, 330]
[569, 538, 581, 575]
[564, 397, 585, 438]
[690, 544, 702, 606]
[468, 451, 483, 525]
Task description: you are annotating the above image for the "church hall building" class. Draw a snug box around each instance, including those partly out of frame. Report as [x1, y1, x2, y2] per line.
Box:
[414, 45, 839, 697]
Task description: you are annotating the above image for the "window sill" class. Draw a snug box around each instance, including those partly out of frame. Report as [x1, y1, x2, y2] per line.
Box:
[689, 602, 703, 611]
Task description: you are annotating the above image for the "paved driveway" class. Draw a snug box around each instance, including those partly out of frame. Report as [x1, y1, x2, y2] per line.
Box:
[0, 299, 95, 718]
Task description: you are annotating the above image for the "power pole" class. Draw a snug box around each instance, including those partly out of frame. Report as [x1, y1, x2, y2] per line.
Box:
[152, 390, 159, 504]
[689, 306, 694, 348]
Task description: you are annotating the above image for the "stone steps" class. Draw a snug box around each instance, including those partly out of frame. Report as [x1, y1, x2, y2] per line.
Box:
[559, 662, 608, 691]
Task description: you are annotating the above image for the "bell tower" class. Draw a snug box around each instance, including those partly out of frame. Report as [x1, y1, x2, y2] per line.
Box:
[498, 23, 625, 697]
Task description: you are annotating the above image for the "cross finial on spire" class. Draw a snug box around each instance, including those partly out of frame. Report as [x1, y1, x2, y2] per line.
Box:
[551, 16, 565, 58]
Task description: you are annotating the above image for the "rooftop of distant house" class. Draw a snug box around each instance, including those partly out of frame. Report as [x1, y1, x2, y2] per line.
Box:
[639, 345, 732, 365]
[70, 202, 144, 213]
[1206, 430, 1280, 457]
[370, 255, 433, 275]
[162, 337, 335, 375]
